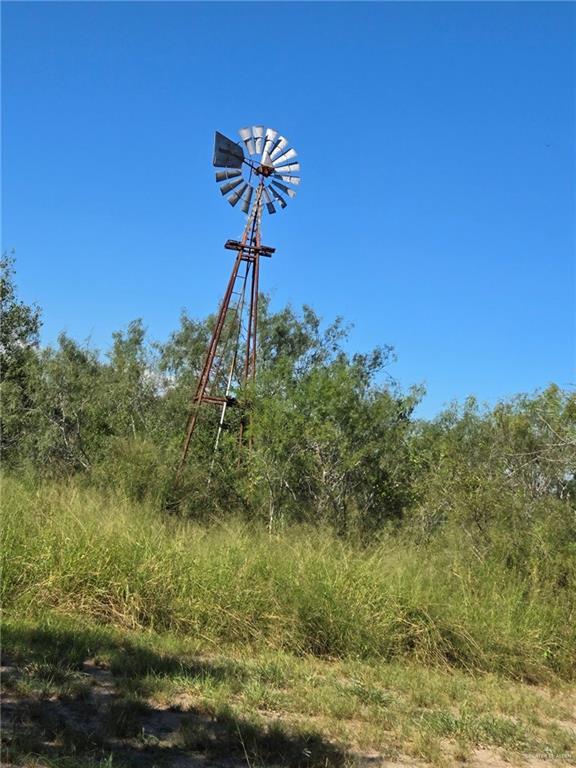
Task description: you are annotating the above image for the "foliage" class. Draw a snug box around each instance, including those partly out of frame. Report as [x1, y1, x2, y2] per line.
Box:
[250, 340, 423, 535]
[409, 388, 576, 574]
[2, 476, 575, 681]
[0, 252, 42, 463]
[2, 255, 574, 543]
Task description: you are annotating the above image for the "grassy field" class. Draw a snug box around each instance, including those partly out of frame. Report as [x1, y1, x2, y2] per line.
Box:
[2, 476, 575, 767]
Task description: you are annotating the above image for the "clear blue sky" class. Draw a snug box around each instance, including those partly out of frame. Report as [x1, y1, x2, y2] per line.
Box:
[2, 1, 574, 417]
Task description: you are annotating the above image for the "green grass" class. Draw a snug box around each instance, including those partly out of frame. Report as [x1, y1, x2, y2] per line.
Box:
[2, 475, 575, 681]
[2, 476, 576, 765]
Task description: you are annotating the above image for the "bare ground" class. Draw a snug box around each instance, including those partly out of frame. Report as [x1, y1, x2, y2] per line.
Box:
[1, 652, 574, 768]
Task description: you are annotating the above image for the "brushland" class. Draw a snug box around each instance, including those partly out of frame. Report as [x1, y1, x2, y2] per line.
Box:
[2, 476, 576, 767]
[2, 254, 576, 765]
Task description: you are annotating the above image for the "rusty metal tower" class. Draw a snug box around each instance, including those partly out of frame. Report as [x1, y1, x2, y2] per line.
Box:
[175, 126, 301, 479]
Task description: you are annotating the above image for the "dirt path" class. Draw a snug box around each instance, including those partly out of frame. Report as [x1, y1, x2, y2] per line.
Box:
[2, 653, 573, 768]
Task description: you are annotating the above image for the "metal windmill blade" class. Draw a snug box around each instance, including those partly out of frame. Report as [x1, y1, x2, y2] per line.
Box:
[269, 186, 287, 209]
[271, 180, 297, 198]
[219, 177, 244, 195]
[266, 138, 283, 163]
[262, 186, 277, 214]
[270, 136, 289, 160]
[273, 161, 300, 173]
[252, 125, 265, 155]
[238, 127, 256, 156]
[216, 169, 242, 182]
[228, 182, 249, 207]
[273, 173, 301, 186]
[213, 132, 244, 169]
[272, 147, 297, 166]
[261, 128, 278, 165]
[240, 185, 254, 214]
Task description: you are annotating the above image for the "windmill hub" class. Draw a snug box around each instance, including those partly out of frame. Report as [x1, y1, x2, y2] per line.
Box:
[255, 164, 274, 178]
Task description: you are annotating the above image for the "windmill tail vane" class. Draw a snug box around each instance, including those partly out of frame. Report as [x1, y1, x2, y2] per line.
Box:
[175, 126, 300, 481]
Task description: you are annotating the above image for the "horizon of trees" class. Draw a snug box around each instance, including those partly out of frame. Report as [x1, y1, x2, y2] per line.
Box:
[1, 253, 574, 544]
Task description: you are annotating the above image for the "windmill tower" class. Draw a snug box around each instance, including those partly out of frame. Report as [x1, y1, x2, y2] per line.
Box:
[175, 126, 301, 480]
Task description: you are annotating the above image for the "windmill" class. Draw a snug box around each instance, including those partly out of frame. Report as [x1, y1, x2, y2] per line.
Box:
[175, 126, 301, 480]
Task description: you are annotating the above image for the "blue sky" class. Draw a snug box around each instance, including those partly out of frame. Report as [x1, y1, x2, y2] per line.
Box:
[2, 1, 574, 417]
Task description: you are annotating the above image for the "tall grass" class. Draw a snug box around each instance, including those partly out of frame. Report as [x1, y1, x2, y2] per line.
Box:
[2, 475, 574, 681]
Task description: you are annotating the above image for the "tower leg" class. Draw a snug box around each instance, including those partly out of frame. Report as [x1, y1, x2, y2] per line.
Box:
[175, 248, 245, 480]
